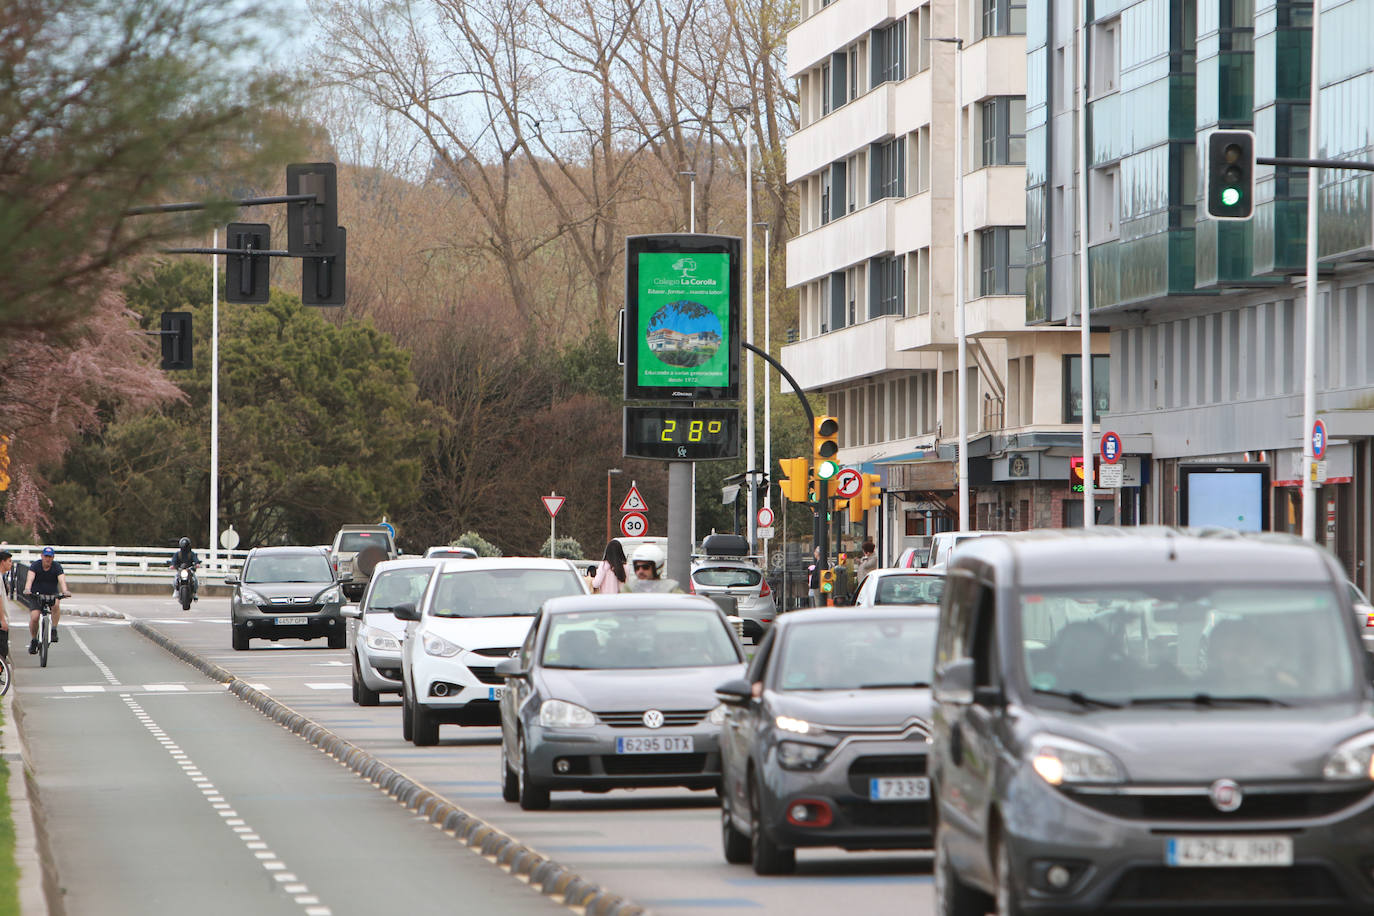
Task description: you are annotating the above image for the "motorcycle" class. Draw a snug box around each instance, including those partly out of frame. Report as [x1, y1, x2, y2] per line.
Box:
[175, 565, 197, 611]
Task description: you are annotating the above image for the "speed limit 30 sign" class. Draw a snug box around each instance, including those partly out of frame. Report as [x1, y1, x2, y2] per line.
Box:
[620, 512, 648, 538]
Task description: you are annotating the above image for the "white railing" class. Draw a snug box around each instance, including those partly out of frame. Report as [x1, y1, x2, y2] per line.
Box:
[4, 544, 250, 584]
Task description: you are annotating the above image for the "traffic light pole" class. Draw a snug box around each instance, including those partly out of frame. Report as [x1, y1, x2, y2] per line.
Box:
[741, 342, 827, 567]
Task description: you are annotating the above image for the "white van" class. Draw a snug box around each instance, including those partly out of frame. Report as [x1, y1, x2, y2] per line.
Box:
[925, 530, 1007, 568]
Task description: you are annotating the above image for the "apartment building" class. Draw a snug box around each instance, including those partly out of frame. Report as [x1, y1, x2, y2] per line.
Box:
[1030, 0, 1374, 588]
[781, 0, 1107, 560]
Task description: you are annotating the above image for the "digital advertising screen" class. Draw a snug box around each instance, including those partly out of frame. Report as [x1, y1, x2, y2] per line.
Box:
[624, 234, 740, 401]
[1179, 465, 1270, 532]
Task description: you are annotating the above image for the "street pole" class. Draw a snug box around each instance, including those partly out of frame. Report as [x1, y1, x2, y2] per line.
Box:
[746, 144, 757, 554]
[210, 229, 220, 568]
[605, 468, 622, 546]
[682, 170, 699, 553]
[1301, 4, 1322, 541]
[1077, 0, 1094, 528]
[759, 221, 772, 566]
[951, 38, 969, 531]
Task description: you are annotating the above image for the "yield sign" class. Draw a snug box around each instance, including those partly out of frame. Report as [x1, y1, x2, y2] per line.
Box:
[619, 484, 648, 513]
[541, 494, 566, 518]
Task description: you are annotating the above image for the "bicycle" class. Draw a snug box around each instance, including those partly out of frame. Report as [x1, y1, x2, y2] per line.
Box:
[26, 592, 68, 669]
[0, 650, 10, 696]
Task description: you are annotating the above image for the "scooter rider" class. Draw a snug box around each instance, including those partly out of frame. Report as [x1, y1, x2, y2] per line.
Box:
[623, 545, 684, 594]
[168, 537, 200, 602]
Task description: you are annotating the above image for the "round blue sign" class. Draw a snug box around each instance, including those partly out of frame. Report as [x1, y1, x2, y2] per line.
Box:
[1100, 431, 1122, 465]
[1312, 420, 1327, 460]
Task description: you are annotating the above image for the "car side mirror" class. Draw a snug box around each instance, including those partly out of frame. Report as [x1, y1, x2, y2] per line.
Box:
[494, 658, 527, 679]
[391, 602, 420, 622]
[973, 685, 1004, 708]
[934, 658, 975, 705]
[223, 575, 240, 586]
[715, 677, 753, 707]
[340, 605, 361, 620]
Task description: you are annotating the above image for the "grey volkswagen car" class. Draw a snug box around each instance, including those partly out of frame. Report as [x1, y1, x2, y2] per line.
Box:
[495, 593, 746, 810]
[717, 605, 937, 875]
[227, 546, 346, 650]
[931, 528, 1374, 915]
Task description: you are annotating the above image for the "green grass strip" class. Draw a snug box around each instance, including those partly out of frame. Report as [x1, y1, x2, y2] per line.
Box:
[0, 704, 18, 916]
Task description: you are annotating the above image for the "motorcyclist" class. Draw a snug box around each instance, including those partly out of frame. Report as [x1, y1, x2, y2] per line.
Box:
[167, 537, 200, 602]
[623, 544, 684, 594]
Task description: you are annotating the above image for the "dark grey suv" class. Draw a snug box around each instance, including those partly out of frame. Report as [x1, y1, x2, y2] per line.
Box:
[227, 546, 345, 650]
[931, 528, 1374, 915]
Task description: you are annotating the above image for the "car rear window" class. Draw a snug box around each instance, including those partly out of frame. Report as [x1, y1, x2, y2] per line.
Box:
[542, 609, 740, 669]
[693, 567, 761, 588]
[875, 574, 945, 606]
[428, 568, 582, 618]
[778, 617, 936, 690]
[364, 568, 433, 613]
[338, 532, 389, 552]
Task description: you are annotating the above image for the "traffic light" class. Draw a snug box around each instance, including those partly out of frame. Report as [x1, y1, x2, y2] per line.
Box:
[813, 416, 840, 481]
[847, 495, 864, 524]
[1206, 130, 1255, 220]
[1070, 456, 1097, 492]
[778, 457, 809, 503]
[225, 222, 270, 304]
[819, 568, 836, 595]
[286, 163, 340, 257]
[807, 465, 820, 504]
[160, 311, 193, 371]
[862, 473, 882, 511]
[302, 225, 347, 306]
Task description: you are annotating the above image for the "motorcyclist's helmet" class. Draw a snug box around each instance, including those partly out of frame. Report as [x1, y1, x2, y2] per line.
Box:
[631, 544, 665, 572]
[179, 537, 191, 551]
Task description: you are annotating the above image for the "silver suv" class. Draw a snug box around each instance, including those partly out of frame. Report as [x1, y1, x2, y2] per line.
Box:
[690, 534, 776, 639]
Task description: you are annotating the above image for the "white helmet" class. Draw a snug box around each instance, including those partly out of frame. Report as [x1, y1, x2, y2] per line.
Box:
[631, 544, 665, 569]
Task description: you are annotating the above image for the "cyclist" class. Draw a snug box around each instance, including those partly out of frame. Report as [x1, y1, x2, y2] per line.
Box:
[167, 537, 200, 602]
[25, 546, 69, 654]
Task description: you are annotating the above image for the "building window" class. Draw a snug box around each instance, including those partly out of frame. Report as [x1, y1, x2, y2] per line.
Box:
[871, 20, 906, 87]
[820, 169, 832, 225]
[1063, 355, 1111, 423]
[829, 160, 847, 221]
[978, 227, 1027, 296]
[870, 137, 906, 201]
[980, 0, 1026, 38]
[913, 5, 932, 72]
[980, 96, 1026, 167]
[909, 247, 931, 316]
[830, 52, 848, 111]
[820, 61, 832, 115]
[828, 271, 846, 332]
[1089, 19, 1120, 97]
[1088, 165, 1120, 243]
[910, 126, 931, 192]
[869, 256, 904, 318]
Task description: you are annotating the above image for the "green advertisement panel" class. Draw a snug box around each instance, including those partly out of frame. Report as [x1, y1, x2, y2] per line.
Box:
[624, 234, 740, 401]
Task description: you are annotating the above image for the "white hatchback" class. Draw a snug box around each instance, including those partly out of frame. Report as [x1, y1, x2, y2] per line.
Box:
[395, 557, 589, 745]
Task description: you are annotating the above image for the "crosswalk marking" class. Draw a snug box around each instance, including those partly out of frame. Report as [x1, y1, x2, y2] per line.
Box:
[63, 685, 106, 693]
[304, 683, 350, 690]
[143, 684, 189, 692]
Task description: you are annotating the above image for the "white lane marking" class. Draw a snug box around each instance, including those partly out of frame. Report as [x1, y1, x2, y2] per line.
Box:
[143, 684, 189, 692]
[70, 629, 122, 686]
[115, 693, 332, 916]
[311, 661, 349, 668]
[304, 683, 350, 691]
[63, 686, 106, 693]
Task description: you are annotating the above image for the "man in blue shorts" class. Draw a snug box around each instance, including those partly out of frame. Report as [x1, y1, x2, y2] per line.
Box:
[24, 547, 69, 654]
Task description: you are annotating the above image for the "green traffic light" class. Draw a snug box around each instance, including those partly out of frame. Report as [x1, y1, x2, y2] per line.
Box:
[816, 459, 840, 480]
[1221, 187, 1241, 207]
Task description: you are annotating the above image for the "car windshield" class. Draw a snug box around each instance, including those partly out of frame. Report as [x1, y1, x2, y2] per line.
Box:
[364, 568, 432, 613]
[1019, 583, 1359, 706]
[338, 532, 387, 552]
[428, 568, 582, 618]
[243, 554, 332, 584]
[777, 617, 937, 690]
[542, 609, 740, 669]
[875, 574, 945, 606]
[693, 567, 761, 588]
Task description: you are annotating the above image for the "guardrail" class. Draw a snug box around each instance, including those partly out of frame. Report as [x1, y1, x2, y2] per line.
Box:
[3, 544, 251, 585]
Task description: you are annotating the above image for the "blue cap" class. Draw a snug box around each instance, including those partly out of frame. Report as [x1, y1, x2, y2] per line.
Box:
[41, 546, 54, 557]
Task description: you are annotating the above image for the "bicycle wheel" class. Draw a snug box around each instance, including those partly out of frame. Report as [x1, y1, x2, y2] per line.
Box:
[38, 614, 49, 668]
[0, 656, 11, 695]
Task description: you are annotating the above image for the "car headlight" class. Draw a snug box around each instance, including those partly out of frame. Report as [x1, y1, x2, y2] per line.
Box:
[1323, 731, 1374, 781]
[539, 699, 596, 728]
[422, 631, 463, 658]
[239, 589, 265, 605]
[318, 586, 343, 604]
[363, 629, 402, 652]
[775, 715, 825, 736]
[1029, 735, 1126, 786]
[777, 740, 828, 770]
[707, 704, 727, 726]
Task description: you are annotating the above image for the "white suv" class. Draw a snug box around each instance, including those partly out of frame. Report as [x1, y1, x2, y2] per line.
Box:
[395, 557, 589, 745]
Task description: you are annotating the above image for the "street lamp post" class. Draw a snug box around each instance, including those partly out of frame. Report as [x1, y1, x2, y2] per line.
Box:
[605, 468, 623, 546]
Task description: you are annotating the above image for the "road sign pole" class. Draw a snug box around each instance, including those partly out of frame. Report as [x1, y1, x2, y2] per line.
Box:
[668, 462, 691, 587]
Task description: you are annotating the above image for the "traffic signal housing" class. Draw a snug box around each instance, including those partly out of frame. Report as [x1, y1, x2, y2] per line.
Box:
[225, 222, 271, 304]
[813, 416, 840, 481]
[160, 311, 193, 371]
[286, 163, 340, 257]
[819, 568, 836, 595]
[778, 457, 810, 503]
[1070, 456, 1097, 492]
[1206, 130, 1256, 220]
[302, 225, 347, 306]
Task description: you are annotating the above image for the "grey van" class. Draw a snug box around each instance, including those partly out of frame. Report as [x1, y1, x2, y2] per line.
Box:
[931, 527, 1374, 915]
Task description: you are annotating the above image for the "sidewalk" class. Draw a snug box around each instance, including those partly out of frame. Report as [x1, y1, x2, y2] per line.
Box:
[4, 671, 48, 916]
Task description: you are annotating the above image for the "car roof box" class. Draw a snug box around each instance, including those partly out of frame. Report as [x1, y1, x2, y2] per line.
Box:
[701, 534, 750, 557]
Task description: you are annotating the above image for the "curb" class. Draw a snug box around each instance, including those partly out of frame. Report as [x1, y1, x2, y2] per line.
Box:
[121, 614, 651, 916]
[4, 678, 51, 916]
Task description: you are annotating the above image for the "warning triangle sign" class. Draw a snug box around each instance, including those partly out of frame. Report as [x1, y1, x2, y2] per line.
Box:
[619, 485, 648, 513]
[541, 495, 566, 517]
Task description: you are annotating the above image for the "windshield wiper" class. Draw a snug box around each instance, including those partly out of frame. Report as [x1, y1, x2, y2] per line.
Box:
[1130, 694, 1289, 708]
[1031, 688, 1123, 709]
[859, 681, 933, 690]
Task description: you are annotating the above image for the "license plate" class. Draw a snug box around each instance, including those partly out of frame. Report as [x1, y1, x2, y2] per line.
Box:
[869, 777, 931, 801]
[275, 616, 308, 626]
[616, 736, 694, 754]
[487, 686, 506, 701]
[1165, 835, 1293, 867]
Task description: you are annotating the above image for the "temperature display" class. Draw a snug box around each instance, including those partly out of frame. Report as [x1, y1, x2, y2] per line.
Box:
[624, 407, 739, 460]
